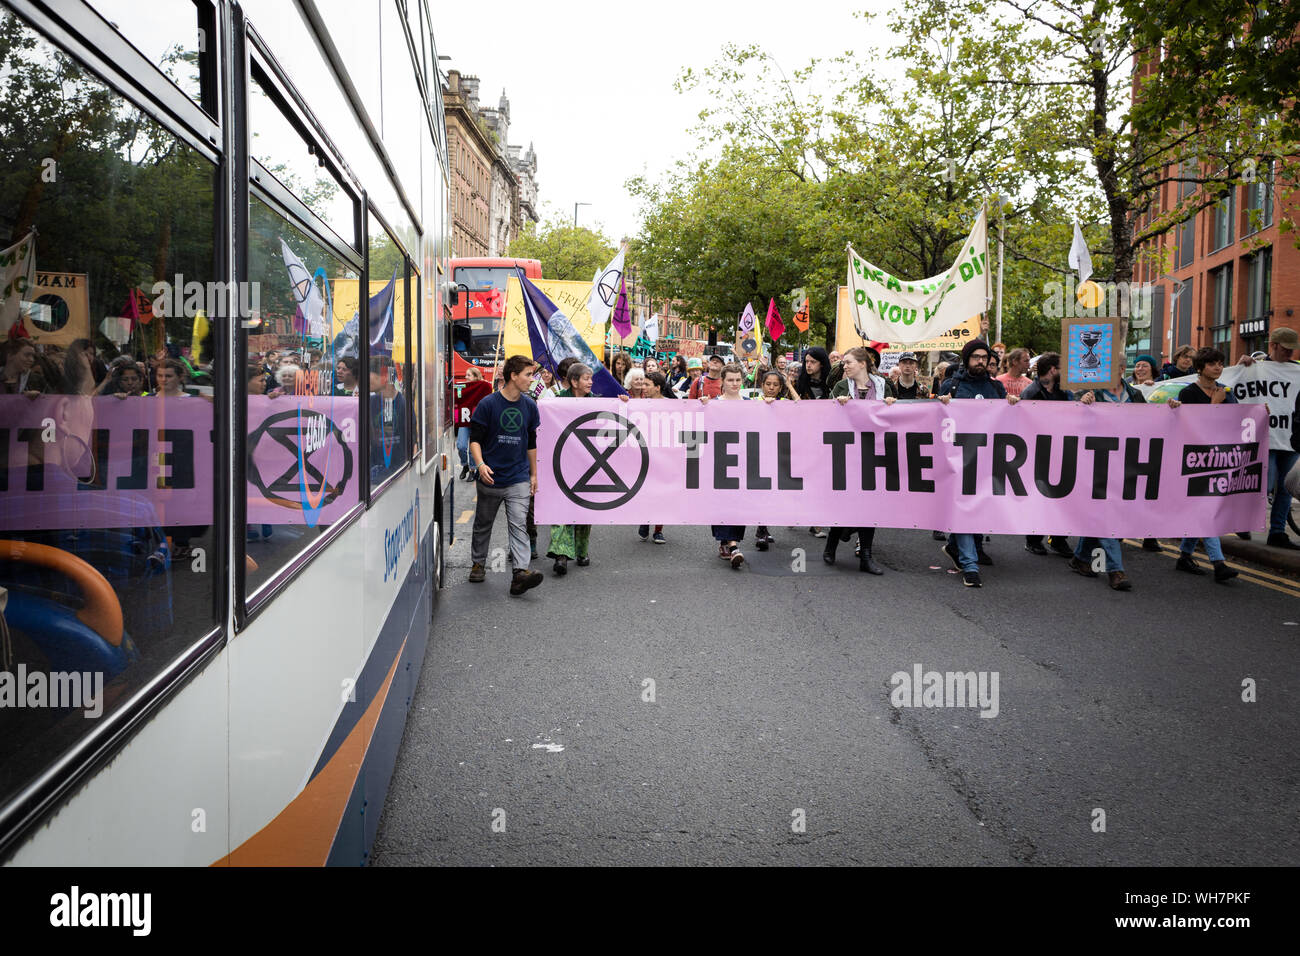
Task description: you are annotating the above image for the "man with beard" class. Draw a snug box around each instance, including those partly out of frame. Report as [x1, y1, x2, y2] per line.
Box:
[939, 340, 1019, 587]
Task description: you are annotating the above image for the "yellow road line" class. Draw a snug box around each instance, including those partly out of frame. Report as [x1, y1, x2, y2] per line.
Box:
[1120, 539, 1300, 596]
[456, 509, 474, 524]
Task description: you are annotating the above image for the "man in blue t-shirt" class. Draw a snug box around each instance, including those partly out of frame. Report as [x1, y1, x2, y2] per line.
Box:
[468, 354, 543, 596]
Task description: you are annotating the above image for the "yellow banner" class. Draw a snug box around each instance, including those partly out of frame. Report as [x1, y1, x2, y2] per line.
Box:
[835, 285, 983, 354]
[332, 278, 409, 362]
[503, 276, 618, 360]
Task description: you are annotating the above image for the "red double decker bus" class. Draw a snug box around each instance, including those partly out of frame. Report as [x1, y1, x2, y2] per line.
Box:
[450, 256, 542, 383]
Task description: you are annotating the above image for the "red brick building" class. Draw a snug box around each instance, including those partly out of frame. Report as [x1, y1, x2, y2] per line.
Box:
[1131, 57, 1298, 363]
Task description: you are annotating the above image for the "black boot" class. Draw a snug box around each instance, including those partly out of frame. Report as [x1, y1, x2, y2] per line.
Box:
[859, 549, 883, 575]
[823, 531, 839, 565]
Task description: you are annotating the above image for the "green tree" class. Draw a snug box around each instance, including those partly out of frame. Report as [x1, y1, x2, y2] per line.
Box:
[506, 217, 616, 281]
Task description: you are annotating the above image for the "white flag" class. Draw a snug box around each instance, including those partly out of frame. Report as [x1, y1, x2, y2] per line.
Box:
[588, 248, 626, 329]
[280, 238, 325, 335]
[846, 208, 989, 345]
[0, 230, 37, 336]
[1068, 222, 1093, 284]
[644, 311, 659, 345]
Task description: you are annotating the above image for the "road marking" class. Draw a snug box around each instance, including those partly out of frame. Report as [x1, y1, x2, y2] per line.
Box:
[1121, 539, 1300, 597]
[457, 510, 474, 524]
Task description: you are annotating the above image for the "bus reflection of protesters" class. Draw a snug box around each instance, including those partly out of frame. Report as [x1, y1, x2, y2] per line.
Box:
[1, 339, 45, 396]
[269, 365, 299, 397]
[369, 355, 406, 484]
[153, 358, 203, 558]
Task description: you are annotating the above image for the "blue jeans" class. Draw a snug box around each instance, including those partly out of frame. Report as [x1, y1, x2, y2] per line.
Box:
[949, 533, 980, 573]
[1180, 536, 1225, 562]
[1269, 450, 1299, 534]
[456, 427, 472, 469]
[1074, 537, 1123, 572]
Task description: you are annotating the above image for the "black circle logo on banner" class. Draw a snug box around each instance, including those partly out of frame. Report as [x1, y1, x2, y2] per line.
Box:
[553, 411, 649, 510]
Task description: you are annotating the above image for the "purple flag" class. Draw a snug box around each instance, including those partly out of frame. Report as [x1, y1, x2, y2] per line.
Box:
[612, 273, 632, 340]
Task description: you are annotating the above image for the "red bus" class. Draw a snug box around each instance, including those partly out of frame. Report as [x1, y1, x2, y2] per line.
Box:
[450, 256, 542, 383]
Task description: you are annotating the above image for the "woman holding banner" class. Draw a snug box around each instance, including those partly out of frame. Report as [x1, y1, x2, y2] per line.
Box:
[547, 363, 598, 575]
[798, 347, 834, 539]
[700, 364, 749, 569]
[824, 347, 896, 575]
[1172, 348, 1239, 583]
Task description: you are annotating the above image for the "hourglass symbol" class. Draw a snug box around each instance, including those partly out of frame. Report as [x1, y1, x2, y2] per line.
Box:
[1079, 328, 1103, 370]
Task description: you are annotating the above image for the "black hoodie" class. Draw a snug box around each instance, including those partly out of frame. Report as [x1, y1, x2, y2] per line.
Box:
[797, 347, 832, 400]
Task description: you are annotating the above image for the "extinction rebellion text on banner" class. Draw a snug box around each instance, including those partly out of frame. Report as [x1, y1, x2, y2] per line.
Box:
[536, 399, 1267, 537]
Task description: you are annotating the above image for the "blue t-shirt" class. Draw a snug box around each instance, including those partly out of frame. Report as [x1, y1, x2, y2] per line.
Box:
[470, 390, 539, 486]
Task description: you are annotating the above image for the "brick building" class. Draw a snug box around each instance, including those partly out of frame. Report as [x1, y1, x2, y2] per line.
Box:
[1131, 54, 1297, 364]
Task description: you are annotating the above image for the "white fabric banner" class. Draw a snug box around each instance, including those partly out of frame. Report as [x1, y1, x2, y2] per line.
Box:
[1069, 222, 1093, 284]
[1139, 360, 1299, 453]
[0, 231, 37, 335]
[587, 248, 626, 330]
[846, 209, 988, 345]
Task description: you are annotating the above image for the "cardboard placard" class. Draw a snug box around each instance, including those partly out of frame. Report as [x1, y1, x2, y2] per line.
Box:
[1060, 316, 1125, 391]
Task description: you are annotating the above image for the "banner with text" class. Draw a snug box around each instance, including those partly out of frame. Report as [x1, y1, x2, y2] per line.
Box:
[0, 395, 359, 530]
[1138, 361, 1298, 453]
[536, 398, 1267, 536]
[846, 208, 989, 345]
[836, 286, 982, 356]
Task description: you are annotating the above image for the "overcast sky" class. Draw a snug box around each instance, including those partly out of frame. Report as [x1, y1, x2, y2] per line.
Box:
[435, 1, 894, 244]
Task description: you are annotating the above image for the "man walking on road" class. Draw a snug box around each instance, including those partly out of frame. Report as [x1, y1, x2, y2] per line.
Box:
[468, 354, 544, 596]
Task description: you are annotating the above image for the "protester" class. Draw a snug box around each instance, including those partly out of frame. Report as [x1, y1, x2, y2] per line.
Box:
[468, 354, 543, 596]
[368, 356, 405, 481]
[1161, 344, 1195, 380]
[624, 367, 647, 396]
[892, 351, 931, 399]
[797, 346, 835, 538]
[636, 372, 675, 545]
[1165, 347, 1239, 581]
[1236, 327, 1300, 549]
[610, 352, 633, 385]
[930, 361, 949, 396]
[939, 340, 1017, 586]
[1129, 354, 1158, 387]
[995, 348, 1031, 397]
[155, 358, 190, 398]
[825, 347, 896, 573]
[334, 356, 361, 396]
[667, 356, 690, 396]
[547, 363, 598, 575]
[455, 366, 492, 480]
[700, 364, 749, 568]
[529, 365, 554, 399]
[688, 352, 726, 399]
[1012, 351, 1079, 556]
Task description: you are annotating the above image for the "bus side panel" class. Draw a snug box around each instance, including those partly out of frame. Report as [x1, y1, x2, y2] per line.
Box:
[7, 655, 230, 866]
[328, 524, 433, 865]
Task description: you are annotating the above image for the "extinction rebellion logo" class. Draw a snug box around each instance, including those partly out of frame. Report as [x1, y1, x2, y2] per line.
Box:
[553, 411, 649, 510]
[1181, 442, 1262, 496]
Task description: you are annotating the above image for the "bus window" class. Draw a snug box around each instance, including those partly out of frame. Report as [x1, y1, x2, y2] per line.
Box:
[244, 196, 361, 600]
[0, 14, 219, 808]
[367, 212, 412, 492]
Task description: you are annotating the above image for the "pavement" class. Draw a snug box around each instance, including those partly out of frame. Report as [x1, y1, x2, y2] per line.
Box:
[1219, 496, 1300, 573]
[370, 481, 1300, 866]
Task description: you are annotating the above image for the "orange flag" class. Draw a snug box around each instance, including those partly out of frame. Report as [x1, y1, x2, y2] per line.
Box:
[792, 288, 810, 332]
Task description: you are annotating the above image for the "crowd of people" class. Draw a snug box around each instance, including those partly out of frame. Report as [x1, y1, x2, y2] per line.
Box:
[460, 329, 1300, 596]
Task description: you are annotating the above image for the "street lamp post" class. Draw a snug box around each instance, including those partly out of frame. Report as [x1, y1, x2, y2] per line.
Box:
[573, 201, 590, 229]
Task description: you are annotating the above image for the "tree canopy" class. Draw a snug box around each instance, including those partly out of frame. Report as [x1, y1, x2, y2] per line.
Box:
[506, 217, 617, 282]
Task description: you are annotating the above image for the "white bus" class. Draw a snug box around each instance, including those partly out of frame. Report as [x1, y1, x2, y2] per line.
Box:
[0, 0, 456, 865]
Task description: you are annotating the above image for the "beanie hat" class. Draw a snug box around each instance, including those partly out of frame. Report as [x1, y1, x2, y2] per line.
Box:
[1135, 354, 1158, 370]
[961, 339, 991, 366]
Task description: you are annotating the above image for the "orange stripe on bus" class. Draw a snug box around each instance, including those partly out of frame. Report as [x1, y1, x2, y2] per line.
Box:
[214, 638, 406, 866]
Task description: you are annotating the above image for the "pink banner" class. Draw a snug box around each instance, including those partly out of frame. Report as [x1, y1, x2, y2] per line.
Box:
[535, 399, 1269, 537]
[0, 394, 359, 530]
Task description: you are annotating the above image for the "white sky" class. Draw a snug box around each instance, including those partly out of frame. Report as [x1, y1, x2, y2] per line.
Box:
[435, 0, 898, 243]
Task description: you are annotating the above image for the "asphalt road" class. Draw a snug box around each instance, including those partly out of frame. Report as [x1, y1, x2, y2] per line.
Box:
[371, 482, 1300, 866]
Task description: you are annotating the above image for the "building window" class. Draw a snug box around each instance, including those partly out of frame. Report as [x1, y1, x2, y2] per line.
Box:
[1211, 190, 1234, 251]
[1209, 264, 1233, 356]
[1176, 213, 1196, 269]
[1245, 247, 1272, 324]
[1244, 161, 1275, 234]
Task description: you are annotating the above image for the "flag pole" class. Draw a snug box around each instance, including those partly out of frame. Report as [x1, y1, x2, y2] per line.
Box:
[995, 198, 1005, 346]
